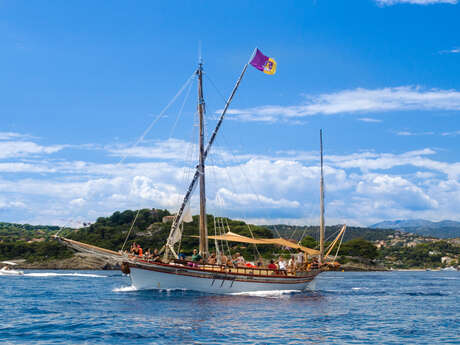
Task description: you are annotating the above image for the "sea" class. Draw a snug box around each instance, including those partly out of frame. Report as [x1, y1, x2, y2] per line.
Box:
[0, 270, 458, 344]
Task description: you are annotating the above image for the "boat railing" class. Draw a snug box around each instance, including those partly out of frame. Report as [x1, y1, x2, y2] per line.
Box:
[130, 255, 316, 276]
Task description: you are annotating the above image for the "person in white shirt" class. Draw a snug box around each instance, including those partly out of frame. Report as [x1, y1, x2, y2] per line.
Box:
[295, 250, 305, 269]
[278, 257, 287, 274]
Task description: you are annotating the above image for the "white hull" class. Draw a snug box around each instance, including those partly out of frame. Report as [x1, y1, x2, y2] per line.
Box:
[0, 268, 24, 276]
[128, 263, 320, 294]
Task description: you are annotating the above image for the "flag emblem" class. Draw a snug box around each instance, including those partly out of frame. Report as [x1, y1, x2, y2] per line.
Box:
[250, 48, 277, 75]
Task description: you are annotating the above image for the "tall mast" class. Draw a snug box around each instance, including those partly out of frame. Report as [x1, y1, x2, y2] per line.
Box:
[319, 129, 325, 264]
[197, 62, 208, 257]
[165, 56, 250, 260]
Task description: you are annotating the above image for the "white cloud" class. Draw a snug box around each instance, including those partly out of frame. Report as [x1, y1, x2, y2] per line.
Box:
[0, 141, 64, 159]
[356, 174, 438, 210]
[439, 47, 460, 54]
[226, 86, 460, 123]
[1, 133, 460, 226]
[441, 130, 460, 136]
[213, 188, 300, 209]
[376, 0, 458, 5]
[358, 117, 382, 123]
[396, 131, 434, 136]
[0, 132, 34, 140]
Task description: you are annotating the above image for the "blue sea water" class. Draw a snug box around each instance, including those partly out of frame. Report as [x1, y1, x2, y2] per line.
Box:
[0, 271, 458, 344]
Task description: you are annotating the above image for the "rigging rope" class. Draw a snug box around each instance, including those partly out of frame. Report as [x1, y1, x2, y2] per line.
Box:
[117, 72, 195, 166]
[121, 209, 141, 252]
[219, 131, 283, 239]
[169, 76, 194, 138]
[333, 229, 345, 262]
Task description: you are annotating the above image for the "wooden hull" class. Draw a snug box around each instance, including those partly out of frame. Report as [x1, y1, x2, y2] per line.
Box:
[127, 261, 321, 294]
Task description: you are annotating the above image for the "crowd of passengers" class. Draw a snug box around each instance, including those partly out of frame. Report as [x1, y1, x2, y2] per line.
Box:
[129, 242, 320, 272]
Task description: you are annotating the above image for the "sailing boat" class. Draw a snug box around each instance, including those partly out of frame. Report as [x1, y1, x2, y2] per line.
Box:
[57, 48, 347, 293]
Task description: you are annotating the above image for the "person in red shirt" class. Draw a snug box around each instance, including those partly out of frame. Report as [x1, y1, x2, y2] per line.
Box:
[267, 259, 277, 270]
[137, 244, 143, 257]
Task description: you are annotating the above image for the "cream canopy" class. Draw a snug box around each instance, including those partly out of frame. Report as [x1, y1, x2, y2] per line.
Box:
[201, 231, 320, 255]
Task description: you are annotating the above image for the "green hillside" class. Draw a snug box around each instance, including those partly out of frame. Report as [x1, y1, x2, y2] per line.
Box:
[65, 208, 276, 259]
[268, 224, 396, 243]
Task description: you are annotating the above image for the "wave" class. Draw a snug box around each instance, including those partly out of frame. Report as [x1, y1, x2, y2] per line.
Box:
[24, 272, 105, 278]
[228, 290, 302, 298]
[113, 285, 138, 292]
[402, 291, 448, 297]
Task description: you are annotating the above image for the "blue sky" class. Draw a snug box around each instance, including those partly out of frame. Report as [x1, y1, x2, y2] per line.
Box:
[1, 0, 460, 227]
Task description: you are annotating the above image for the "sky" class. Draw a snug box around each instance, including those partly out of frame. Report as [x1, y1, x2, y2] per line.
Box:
[1, 0, 460, 227]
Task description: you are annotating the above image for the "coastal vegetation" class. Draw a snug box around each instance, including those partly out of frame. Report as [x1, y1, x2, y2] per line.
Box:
[1, 209, 459, 269]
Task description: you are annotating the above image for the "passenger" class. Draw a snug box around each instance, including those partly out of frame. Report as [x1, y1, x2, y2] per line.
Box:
[288, 255, 296, 273]
[233, 252, 245, 267]
[311, 257, 319, 269]
[296, 250, 305, 270]
[208, 253, 217, 265]
[220, 254, 228, 266]
[152, 248, 161, 262]
[145, 248, 151, 259]
[178, 252, 186, 260]
[267, 260, 277, 270]
[130, 242, 137, 255]
[137, 244, 143, 258]
[278, 257, 287, 274]
[256, 257, 263, 267]
[191, 248, 202, 262]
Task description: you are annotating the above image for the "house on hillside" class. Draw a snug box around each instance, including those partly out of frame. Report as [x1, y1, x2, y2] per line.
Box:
[162, 215, 175, 224]
[441, 256, 456, 265]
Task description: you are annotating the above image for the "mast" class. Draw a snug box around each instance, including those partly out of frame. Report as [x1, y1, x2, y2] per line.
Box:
[164, 56, 251, 260]
[197, 62, 208, 257]
[319, 129, 325, 264]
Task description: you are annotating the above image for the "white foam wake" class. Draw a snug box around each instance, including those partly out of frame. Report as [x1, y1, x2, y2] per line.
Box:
[113, 285, 138, 292]
[24, 272, 105, 278]
[228, 290, 301, 298]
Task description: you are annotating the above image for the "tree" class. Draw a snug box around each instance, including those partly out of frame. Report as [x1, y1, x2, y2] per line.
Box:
[300, 236, 317, 249]
[339, 238, 377, 259]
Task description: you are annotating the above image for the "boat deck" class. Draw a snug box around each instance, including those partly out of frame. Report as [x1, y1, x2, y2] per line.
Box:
[129, 257, 319, 278]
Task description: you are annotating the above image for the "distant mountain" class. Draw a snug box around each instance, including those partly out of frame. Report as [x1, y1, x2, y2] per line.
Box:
[371, 219, 460, 239]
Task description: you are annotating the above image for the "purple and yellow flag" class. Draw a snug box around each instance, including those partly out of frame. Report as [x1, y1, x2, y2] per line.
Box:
[249, 48, 277, 75]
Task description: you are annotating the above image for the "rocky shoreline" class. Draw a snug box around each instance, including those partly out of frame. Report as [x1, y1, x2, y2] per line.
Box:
[14, 253, 122, 270]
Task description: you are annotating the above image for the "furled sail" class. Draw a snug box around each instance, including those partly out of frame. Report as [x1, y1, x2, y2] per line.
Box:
[200, 231, 320, 255]
[183, 207, 193, 223]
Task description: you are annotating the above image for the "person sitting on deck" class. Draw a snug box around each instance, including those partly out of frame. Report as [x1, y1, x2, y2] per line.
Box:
[267, 259, 277, 270]
[288, 255, 296, 273]
[295, 250, 305, 270]
[256, 257, 263, 267]
[130, 242, 138, 255]
[310, 257, 319, 269]
[278, 257, 288, 275]
[233, 252, 245, 267]
[178, 252, 186, 260]
[191, 249, 202, 262]
[144, 248, 151, 259]
[220, 254, 228, 266]
[152, 248, 161, 262]
[137, 244, 143, 258]
[207, 253, 217, 265]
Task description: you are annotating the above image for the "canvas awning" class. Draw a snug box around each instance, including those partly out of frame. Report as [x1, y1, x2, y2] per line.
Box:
[202, 231, 320, 255]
